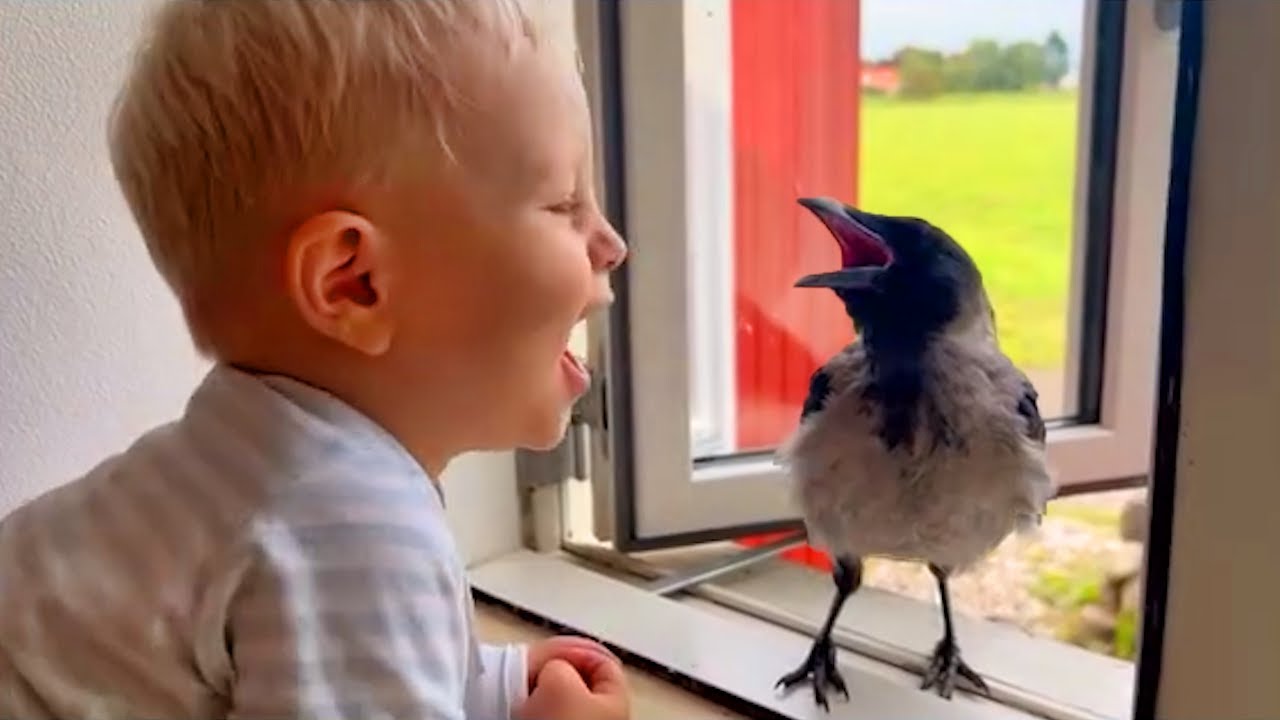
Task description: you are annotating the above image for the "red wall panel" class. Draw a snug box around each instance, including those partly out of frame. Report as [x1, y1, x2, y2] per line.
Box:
[731, 0, 861, 452]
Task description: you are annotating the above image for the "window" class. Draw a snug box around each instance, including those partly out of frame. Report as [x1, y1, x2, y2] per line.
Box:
[561, 0, 1178, 715]
[584, 0, 1173, 551]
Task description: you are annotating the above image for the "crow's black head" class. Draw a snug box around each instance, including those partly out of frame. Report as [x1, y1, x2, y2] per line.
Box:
[794, 196, 990, 346]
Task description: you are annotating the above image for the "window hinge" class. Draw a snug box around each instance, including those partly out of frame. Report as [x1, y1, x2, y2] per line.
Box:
[515, 379, 602, 490]
[565, 411, 589, 483]
[573, 373, 608, 432]
[568, 373, 610, 479]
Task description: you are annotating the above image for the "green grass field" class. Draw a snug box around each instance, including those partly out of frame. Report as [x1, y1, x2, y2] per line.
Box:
[859, 91, 1079, 369]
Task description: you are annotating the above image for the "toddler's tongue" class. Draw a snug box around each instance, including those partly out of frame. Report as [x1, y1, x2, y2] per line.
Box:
[561, 350, 589, 395]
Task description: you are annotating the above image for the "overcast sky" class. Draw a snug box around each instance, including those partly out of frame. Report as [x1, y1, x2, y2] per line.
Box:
[861, 0, 1087, 68]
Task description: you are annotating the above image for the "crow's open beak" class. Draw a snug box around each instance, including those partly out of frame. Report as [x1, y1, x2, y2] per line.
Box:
[795, 197, 893, 290]
[794, 267, 884, 290]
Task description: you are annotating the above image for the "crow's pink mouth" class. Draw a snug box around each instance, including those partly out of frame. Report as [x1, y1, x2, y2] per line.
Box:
[827, 216, 892, 269]
[795, 197, 894, 291]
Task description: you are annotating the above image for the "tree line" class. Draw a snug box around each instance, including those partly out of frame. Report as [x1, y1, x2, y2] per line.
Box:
[885, 32, 1070, 98]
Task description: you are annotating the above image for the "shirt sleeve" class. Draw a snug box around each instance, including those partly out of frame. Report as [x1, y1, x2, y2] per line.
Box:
[466, 642, 528, 719]
[224, 513, 524, 719]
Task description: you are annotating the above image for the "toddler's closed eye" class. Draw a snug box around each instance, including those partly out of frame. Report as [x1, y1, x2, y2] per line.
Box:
[545, 198, 581, 216]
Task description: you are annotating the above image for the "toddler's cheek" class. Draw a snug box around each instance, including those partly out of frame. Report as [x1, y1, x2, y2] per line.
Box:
[513, 237, 595, 309]
[516, 267, 593, 329]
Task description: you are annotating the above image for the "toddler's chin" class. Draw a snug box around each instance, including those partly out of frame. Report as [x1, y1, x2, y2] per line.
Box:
[518, 406, 573, 452]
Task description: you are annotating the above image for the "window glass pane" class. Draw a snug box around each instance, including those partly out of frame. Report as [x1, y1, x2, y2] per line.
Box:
[690, 0, 1089, 459]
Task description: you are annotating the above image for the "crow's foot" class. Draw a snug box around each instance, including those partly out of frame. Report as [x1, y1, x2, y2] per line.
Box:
[920, 637, 989, 699]
[775, 636, 848, 711]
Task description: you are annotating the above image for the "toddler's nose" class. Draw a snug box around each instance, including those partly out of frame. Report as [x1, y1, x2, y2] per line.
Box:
[589, 217, 627, 272]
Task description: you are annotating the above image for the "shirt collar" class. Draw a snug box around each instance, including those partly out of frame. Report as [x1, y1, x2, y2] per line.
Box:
[190, 364, 441, 501]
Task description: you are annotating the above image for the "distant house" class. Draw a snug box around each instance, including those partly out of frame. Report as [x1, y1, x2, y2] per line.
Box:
[861, 61, 900, 94]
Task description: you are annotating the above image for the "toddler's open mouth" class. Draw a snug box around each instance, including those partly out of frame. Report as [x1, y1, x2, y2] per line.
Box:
[561, 305, 604, 397]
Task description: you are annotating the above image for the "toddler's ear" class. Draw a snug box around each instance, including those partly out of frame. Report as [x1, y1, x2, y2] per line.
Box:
[284, 210, 394, 356]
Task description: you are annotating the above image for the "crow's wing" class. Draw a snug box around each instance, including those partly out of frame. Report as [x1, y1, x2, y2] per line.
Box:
[1015, 370, 1046, 446]
[800, 366, 833, 421]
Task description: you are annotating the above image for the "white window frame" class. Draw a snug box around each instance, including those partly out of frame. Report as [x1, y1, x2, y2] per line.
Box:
[597, 0, 1176, 546]
[683, 0, 738, 460]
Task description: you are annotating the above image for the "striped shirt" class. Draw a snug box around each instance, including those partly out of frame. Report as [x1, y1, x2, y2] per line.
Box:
[0, 365, 526, 719]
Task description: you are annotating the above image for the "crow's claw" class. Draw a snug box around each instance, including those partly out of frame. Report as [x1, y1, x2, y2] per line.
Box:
[776, 636, 849, 711]
[920, 638, 990, 699]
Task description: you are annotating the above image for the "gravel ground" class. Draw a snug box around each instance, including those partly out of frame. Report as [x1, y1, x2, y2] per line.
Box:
[860, 489, 1144, 645]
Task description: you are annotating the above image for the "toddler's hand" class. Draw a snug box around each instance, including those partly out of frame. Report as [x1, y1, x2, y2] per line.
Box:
[526, 636, 619, 690]
[517, 638, 629, 720]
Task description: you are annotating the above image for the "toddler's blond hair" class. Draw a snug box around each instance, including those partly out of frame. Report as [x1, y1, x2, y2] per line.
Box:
[109, 0, 544, 352]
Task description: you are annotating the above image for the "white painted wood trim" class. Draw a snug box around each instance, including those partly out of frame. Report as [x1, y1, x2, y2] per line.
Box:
[1060, 0, 1101, 413]
[1046, 1, 1179, 488]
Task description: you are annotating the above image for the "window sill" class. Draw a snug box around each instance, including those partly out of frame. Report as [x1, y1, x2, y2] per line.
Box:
[638, 545, 1135, 720]
[470, 550, 1128, 720]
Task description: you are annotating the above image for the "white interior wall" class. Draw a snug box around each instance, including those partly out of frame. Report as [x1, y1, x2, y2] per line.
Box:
[0, 1, 207, 512]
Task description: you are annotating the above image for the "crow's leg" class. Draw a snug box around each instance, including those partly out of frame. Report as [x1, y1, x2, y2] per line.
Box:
[921, 564, 990, 699]
[776, 556, 861, 711]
